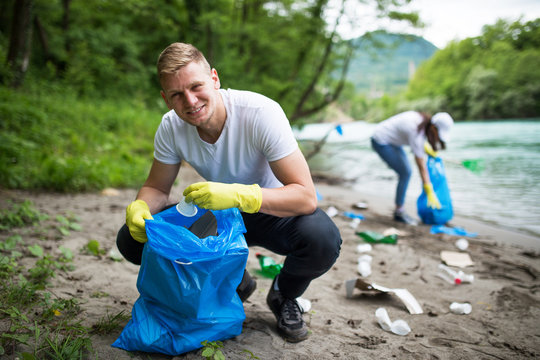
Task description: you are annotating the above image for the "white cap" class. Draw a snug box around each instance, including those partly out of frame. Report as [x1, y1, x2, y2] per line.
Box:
[432, 112, 454, 142]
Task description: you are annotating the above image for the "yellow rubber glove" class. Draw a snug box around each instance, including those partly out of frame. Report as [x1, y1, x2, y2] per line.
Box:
[183, 182, 262, 213]
[126, 200, 153, 243]
[423, 183, 442, 209]
[424, 142, 438, 158]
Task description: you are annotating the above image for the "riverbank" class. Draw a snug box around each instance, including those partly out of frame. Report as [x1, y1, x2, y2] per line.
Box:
[1, 164, 538, 359]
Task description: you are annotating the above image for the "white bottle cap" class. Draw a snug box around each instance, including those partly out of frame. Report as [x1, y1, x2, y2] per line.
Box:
[176, 197, 197, 217]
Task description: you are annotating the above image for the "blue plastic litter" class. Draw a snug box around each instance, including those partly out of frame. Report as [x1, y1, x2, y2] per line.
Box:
[343, 211, 365, 220]
[430, 225, 477, 237]
[112, 206, 248, 356]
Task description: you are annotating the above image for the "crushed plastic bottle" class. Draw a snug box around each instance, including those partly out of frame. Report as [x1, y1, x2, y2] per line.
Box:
[450, 302, 472, 314]
[356, 231, 397, 244]
[256, 253, 283, 279]
[437, 264, 474, 285]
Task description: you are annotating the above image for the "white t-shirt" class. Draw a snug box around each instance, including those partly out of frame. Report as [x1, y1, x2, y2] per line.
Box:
[154, 89, 298, 188]
[372, 111, 426, 158]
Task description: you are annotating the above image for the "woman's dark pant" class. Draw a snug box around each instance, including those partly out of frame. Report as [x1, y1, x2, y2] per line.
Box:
[116, 207, 342, 300]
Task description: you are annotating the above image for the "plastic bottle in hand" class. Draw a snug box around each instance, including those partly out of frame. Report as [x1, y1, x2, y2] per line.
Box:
[256, 253, 283, 279]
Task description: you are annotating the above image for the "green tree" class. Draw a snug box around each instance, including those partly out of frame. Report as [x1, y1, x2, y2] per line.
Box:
[1, 0, 420, 123]
[405, 18, 540, 120]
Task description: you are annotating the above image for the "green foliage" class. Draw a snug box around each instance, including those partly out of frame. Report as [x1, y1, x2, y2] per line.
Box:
[405, 18, 540, 119]
[0, 200, 47, 231]
[0, 86, 159, 192]
[201, 340, 225, 360]
[85, 240, 105, 257]
[0, 204, 96, 359]
[90, 311, 130, 335]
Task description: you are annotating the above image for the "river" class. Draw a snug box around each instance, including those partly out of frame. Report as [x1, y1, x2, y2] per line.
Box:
[294, 120, 540, 238]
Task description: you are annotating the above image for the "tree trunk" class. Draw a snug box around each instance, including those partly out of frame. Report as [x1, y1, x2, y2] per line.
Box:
[7, 0, 34, 88]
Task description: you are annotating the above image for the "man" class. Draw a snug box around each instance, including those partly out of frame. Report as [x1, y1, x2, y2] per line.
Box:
[116, 42, 342, 343]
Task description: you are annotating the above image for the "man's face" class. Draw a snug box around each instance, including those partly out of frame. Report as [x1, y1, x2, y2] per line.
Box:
[160, 61, 221, 128]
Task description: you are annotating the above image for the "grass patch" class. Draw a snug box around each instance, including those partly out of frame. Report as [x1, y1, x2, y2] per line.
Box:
[0, 200, 97, 358]
[0, 86, 162, 192]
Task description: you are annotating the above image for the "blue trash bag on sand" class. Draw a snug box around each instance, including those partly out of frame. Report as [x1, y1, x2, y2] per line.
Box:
[112, 206, 248, 356]
[417, 156, 453, 225]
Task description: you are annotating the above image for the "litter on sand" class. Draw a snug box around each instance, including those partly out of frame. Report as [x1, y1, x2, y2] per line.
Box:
[375, 308, 411, 336]
[352, 202, 368, 210]
[356, 243, 373, 253]
[356, 231, 397, 244]
[455, 238, 469, 251]
[449, 302, 472, 314]
[326, 206, 339, 217]
[430, 225, 478, 237]
[383, 227, 408, 237]
[344, 278, 423, 315]
[440, 251, 474, 267]
[343, 211, 365, 220]
[296, 297, 311, 313]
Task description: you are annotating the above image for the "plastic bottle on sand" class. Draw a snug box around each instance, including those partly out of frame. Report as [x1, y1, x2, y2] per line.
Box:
[437, 264, 474, 284]
[256, 253, 283, 279]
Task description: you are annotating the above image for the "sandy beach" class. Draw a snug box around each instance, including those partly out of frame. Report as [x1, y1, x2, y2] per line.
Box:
[2, 164, 539, 359]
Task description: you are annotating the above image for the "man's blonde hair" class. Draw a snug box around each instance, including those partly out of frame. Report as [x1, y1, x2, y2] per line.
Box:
[157, 42, 211, 79]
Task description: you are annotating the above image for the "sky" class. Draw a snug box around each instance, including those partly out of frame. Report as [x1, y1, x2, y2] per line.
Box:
[329, 0, 540, 48]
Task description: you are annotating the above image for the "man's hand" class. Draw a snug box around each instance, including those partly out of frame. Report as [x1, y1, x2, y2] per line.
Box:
[183, 182, 262, 213]
[423, 183, 442, 209]
[424, 142, 438, 158]
[126, 200, 153, 243]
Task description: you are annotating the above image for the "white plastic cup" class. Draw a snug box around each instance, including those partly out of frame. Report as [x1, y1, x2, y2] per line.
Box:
[450, 302, 472, 314]
[455, 238, 469, 251]
[356, 243, 373, 253]
[176, 196, 197, 217]
[357, 254, 373, 277]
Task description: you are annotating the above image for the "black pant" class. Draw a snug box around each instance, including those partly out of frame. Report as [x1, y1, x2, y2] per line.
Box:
[116, 207, 342, 299]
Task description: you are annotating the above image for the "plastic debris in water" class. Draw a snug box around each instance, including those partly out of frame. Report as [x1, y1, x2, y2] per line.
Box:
[462, 158, 484, 173]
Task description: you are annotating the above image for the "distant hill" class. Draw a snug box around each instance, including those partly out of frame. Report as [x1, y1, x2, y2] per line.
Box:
[347, 31, 438, 97]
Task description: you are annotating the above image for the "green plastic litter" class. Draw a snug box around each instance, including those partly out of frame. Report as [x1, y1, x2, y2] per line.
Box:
[356, 231, 397, 244]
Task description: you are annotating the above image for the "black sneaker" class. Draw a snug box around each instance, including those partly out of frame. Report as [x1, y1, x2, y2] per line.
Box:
[394, 211, 418, 226]
[266, 276, 309, 342]
[237, 270, 257, 302]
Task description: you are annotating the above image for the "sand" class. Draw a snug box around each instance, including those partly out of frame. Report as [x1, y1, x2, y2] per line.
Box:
[2, 164, 539, 359]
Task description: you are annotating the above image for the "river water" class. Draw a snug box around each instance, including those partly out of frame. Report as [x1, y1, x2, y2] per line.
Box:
[294, 120, 540, 238]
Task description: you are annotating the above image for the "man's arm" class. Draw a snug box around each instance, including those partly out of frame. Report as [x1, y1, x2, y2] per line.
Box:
[260, 148, 317, 217]
[136, 159, 181, 214]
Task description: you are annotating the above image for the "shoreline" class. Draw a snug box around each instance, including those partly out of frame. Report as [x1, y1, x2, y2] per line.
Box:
[1, 164, 539, 359]
[314, 182, 540, 252]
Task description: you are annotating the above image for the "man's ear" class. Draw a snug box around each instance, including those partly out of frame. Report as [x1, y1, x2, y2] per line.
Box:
[211, 68, 221, 89]
[161, 90, 173, 110]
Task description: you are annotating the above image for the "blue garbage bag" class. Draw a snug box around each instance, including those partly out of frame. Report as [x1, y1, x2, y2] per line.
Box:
[112, 206, 248, 356]
[417, 156, 453, 225]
